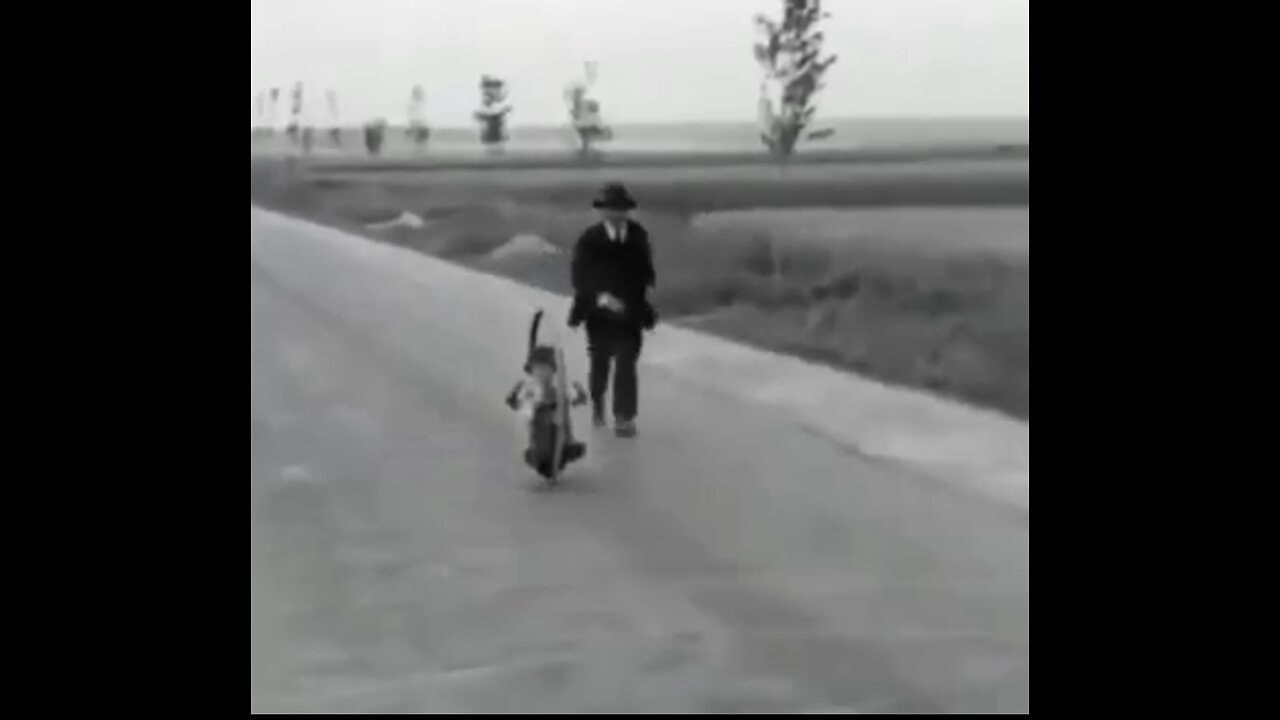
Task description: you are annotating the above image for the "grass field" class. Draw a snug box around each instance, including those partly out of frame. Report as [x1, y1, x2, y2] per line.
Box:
[251, 155, 1029, 419]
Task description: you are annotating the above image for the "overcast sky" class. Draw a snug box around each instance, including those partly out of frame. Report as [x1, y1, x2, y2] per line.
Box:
[250, 0, 1029, 126]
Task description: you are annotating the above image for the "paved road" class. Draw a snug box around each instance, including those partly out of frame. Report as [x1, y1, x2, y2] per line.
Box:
[250, 210, 1029, 713]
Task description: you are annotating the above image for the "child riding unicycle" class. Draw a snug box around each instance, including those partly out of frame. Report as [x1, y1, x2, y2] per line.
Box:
[504, 310, 588, 482]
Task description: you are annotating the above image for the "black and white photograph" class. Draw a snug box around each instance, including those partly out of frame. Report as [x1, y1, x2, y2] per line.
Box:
[250, 0, 1030, 712]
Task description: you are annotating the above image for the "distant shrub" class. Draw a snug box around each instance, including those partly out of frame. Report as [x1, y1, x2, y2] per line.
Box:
[408, 85, 430, 152]
[565, 63, 612, 157]
[363, 120, 387, 156]
[475, 75, 512, 152]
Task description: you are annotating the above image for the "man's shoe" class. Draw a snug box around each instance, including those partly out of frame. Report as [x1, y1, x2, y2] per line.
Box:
[592, 403, 607, 429]
[614, 418, 637, 438]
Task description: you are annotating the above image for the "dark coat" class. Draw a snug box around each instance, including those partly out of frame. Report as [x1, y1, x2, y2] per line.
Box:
[568, 220, 657, 330]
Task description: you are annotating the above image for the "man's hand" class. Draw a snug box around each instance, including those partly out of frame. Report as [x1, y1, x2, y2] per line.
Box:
[597, 292, 626, 314]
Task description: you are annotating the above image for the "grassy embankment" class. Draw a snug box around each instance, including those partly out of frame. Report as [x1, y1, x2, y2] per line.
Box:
[251, 157, 1029, 419]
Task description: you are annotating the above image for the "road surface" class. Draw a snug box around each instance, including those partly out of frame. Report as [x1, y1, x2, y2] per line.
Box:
[250, 209, 1029, 713]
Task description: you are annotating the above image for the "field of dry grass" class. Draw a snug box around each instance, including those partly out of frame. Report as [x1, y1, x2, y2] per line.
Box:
[251, 157, 1029, 419]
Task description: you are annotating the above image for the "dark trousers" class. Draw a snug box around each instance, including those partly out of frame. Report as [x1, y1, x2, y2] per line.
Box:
[586, 317, 643, 420]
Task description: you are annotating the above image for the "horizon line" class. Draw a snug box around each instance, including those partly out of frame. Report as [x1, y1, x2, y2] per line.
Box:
[251, 114, 1030, 129]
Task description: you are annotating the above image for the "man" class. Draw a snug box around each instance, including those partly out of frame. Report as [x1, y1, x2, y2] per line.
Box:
[567, 182, 657, 438]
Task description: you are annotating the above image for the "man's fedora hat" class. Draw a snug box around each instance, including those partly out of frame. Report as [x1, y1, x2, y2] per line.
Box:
[591, 182, 637, 210]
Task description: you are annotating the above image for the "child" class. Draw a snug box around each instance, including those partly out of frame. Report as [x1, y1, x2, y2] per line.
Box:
[505, 312, 589, 480]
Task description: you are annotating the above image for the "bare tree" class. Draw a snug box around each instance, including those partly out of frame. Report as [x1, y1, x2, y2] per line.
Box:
[474, 75, 512, 155]
[565, 62, 612, 158]
[326, 89, 343, 147]
[753, 0, 838, 158]
[253, 90, 267, 140]
[285, 82, 304, 146]
[407, 85, 430, 151]
[265, 87, 280, 137]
